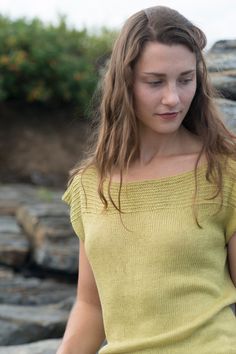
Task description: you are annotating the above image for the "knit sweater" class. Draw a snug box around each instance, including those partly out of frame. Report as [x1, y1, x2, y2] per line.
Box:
[62, 159, 236, 354]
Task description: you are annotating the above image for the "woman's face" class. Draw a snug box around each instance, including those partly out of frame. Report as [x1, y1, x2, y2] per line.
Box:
[133, 41, 197, 141]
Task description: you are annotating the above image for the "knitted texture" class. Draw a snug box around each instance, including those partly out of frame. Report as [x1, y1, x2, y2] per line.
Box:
[62, 159, 236, 354]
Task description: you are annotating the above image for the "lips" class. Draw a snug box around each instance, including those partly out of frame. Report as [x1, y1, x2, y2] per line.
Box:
[155, 112, 179, 119]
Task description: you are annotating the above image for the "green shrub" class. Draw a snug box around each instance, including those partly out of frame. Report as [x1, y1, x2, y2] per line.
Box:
[0, 15, 117, 117]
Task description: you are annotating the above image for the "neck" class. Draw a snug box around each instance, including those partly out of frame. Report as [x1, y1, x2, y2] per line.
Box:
[138, 126, 189, 166]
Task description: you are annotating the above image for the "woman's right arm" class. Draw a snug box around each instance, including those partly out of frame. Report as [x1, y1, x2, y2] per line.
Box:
[56, 241, 106, 354]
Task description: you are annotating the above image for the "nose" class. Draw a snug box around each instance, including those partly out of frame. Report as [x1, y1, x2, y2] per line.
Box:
[161, 84, 180, 107]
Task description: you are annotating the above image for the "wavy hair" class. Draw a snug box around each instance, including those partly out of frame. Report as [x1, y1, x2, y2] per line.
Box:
[69, 6, 236, 223]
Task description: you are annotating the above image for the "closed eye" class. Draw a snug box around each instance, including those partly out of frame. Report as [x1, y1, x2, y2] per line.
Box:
[147, 81, 163, 86]
[178, 78, 193, 85]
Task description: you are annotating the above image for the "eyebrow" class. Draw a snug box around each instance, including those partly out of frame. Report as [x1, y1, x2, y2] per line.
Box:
[142, 70, 196, 77]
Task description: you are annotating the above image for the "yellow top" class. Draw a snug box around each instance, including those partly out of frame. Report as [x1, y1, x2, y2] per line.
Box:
[62, 159, 236, 354]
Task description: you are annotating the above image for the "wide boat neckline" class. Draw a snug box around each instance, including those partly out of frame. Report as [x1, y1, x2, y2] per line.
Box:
[105, 162, 208, 187]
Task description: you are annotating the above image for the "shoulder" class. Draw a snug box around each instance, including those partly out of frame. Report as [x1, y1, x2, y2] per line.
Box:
[62, 165, 99, 205]
[225, 157, 236, 175]
[221, 157, 236, 209]
[222, 157, 236, 189]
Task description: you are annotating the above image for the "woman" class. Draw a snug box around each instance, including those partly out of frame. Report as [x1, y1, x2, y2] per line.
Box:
[57, 6, 236, 354]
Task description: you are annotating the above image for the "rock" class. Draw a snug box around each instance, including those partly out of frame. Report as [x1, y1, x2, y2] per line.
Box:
[33, 237, 79, 273]
[0, 184, 63, 215]
[206, 39, 236, 100]
[206, 39, 236, 72]
[0, 266, 76, 305]
[207, 52, 236, 72]
[0, 338, 103, 354]
[16, 203, 79, 273]
[216, 98, 236, 131]
[0, 216, 30, 267]
[0, 184, 35, 215]
[0, 338, 61, 354]
[0, 302, 68, 345]
[210, 71, 236, 100]
[209, 40, 236, 53]
[16, 203, 69, 238]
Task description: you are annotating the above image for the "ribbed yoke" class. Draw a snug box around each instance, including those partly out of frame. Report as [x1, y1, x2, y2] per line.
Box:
[72, 164, 211, 212]
[62, 159, 236, 354]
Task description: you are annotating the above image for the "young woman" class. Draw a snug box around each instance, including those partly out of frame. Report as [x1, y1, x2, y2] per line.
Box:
[57, 6, 236, 354]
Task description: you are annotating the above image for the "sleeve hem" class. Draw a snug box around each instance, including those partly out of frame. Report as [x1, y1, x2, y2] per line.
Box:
[72, 219, 85, 242]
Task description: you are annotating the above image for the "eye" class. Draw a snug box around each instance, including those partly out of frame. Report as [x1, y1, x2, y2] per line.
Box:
[147, 81, 163, 87]
[178, 78, 193, 85]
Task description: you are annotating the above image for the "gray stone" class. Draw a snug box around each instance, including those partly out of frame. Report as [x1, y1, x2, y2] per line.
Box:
[0, 184, 63, 215]
[206, 40, 236, 72]
[209, 40, 236, 53]
[210, 71, 236, 100]
[207, 52, 236, 72]
[16, 203, 79, 273]
[0, 184, 35, 215]
[216, 98, 236, 131]
[0, 216, 30, 267]
[16, 203, 69, 238]
[0, 303, 68, 345]
[0, 338, 61, 354]
[34, 238, 79, 273]
[0, 266, 76, 306]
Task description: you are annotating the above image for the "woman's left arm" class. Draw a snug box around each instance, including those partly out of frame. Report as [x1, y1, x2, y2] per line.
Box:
[228, 232, 236, 287]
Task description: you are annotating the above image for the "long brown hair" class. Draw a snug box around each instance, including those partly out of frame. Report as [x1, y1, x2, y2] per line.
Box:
[70, 6, 236, 220]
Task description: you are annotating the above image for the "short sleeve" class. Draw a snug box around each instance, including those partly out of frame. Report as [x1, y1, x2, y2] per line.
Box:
[62, 175, 85, 242]
[225, 206, 236, 244]
[225, 161, 236, 244]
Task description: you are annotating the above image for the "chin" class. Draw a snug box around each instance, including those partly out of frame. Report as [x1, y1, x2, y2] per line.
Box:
[154, 125, 182, 135]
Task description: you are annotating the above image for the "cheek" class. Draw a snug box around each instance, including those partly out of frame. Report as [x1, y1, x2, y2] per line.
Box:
[135, 86, 158, 106]
[182, 86, 197, 105]
[134, 87, 149, 108]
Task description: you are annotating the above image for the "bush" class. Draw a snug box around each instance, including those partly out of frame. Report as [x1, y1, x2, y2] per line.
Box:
[0, 15, 117, 117]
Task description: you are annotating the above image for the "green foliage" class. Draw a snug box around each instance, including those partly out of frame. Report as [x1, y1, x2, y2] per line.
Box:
[0, 15, 117, 116]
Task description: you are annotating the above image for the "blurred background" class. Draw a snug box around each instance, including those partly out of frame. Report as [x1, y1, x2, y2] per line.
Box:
[0, 1, 235, 353]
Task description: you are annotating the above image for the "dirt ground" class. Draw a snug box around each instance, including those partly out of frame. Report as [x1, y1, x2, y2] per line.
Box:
[0, 102, 91, 188]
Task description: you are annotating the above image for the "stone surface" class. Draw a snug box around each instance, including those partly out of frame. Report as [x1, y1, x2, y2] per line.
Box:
[33, 237, 79, 273]
[0, 184, 63, 215]
[207, 40, 236, 72]
[0, 302, 68, 345]
[206, 39, 236, 100]
[210, 71, 236, 100]
[16, 203, 79, 273]
[209, 40, 236, 53]
[0, 216, 30, 267]
[216, 98, 236, 131]
[207, 52, 236, 72]
[0, 338, 61, 354]
[0, 266, 76, 305]
[16, 203, 69, 239]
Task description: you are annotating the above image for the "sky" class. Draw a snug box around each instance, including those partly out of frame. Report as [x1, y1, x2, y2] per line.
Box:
[0, 0, 236, 49]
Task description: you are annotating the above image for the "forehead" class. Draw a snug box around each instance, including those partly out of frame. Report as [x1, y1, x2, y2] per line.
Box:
[135, 42, 196, 75]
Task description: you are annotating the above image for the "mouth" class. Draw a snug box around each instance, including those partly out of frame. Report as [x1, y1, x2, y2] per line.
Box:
[154, 112, 179, 119]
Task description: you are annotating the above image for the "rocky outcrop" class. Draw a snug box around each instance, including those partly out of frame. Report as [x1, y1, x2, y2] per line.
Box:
[0, 216, 29, 267]
[0, 339, 61, 354]
[207, 40, 236, 101]
[211, 72, 236, 100]
[216, 98, 236, 131]
[16, 203, 79, 273]
[0, 183, 77, 351]
[0, 267, 75, 306]
[0, 302, 68, 345]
